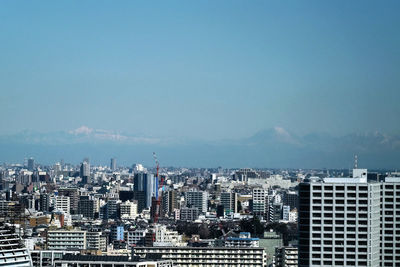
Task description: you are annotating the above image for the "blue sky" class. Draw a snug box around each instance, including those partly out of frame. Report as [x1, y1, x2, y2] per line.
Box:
[1, 1, 399, 141]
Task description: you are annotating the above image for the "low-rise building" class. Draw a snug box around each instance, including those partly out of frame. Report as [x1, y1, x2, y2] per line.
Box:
[134, 246, 267, 267]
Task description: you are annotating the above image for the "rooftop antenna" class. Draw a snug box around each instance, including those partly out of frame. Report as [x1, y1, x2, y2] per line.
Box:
[354, 155, 358, 169]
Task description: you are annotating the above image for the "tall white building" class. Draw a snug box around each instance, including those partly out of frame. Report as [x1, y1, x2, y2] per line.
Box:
[252, 188, 268, 218]
[55, 195, 70, 214]
[298, 170, 381, 267]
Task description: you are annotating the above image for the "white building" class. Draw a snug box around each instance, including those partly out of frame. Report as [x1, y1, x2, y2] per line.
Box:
[298, 170, 381, 267]
[153, 225, 185, 247]
[134, 246, 267, 267]
[47, 230, 87, 250]
[54, 196, 70, 214]
[120, 200, 138, 220]
[127, 229, 148, 247]
[252, 188, 268, 218]
[86, 231, 107, 251]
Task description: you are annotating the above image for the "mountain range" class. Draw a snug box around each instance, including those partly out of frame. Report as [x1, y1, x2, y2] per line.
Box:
[0, 126, 399, 169]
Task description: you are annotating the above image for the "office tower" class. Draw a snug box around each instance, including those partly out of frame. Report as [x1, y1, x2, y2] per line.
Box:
[252, 188, 268, 219]
[110, 158, 116, 171]
[0, 224, 33, 267]
[381, 177, 400, 266]
[78, 196, 95, 219]
[220, 191, 238, 214]
[80, 161, 90, 184]
[27, 157, 35, 171]
[185, 191, 208, 213]
[162, 190, 179, 216]
[55, 195, 70, 214]
[58, 188, 79, 214]
[134, 173, 155, 209]
[298, 171, 381, 267]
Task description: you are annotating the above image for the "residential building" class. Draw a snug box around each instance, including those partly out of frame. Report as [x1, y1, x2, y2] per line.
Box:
[273, 246, 298, 267]
[54, 255, 173, 267]
[54, 195, 70, 214]
[120, 200, 138, 220]
[221, 191, 238, 214]
[185, 191, 208, 213]
[179, 207, 199, 221]
[47, 230, 87, 250]
[134, 246, 267, 267]
[225, 232, 260, 247]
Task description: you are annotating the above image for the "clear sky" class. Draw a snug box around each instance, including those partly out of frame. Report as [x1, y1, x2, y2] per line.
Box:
[1, 0, 399, 140]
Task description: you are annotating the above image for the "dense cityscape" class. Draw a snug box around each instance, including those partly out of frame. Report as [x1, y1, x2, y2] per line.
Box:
[0, 156, 399, 266]
[2, 1, 400, 266]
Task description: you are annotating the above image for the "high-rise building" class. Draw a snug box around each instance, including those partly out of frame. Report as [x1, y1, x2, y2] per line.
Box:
[252, 188, 268, 219]
[39, 193, 50, 212]
[134, 173, 155, 209]
[28, 157, 35, 171]
[80, 161, 90, 184]
[110, 158, 117, 171]
[162, 190, 179, 216]
[221, 191, 238, 214]
[381, 177, 400, 266]
[298, 170, 381, 267]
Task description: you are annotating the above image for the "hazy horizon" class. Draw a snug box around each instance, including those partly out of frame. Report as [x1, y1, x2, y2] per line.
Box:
[1, 1, 400, 168]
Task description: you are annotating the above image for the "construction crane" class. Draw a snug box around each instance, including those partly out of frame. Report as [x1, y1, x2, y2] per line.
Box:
[152, 152, 164, 223]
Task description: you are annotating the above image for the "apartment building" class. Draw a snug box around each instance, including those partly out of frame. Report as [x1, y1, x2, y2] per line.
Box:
[47, 230, 87, 250]
[133, 246, 267, 267]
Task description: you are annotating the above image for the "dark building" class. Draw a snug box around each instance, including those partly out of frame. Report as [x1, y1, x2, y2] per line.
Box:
[119, 191, 134, 202]
[283, 191, 298, 210]
[58, 188, 79, 214]
[78, 196, 95, 219]
[39, 193, 50, 212]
